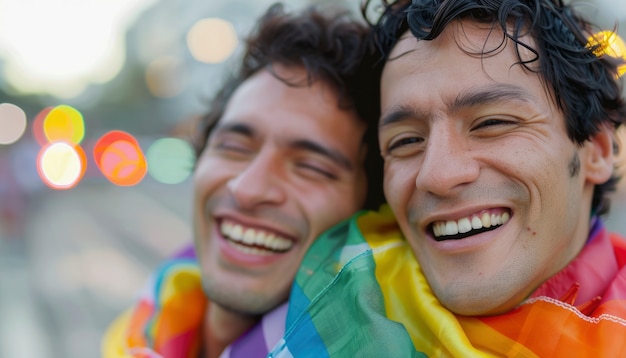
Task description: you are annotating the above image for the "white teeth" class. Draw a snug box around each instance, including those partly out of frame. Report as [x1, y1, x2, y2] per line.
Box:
[445, 220, 458, 236]
[243, 229, 255, 244]
[226, 240, 273, 256]
[220, 220, 293, 253]
[254, 231, 266, 246]
[471, 216, 482, 230]
[433, 211, 510, 238]
[232, 224, 243, 239]
[458, 218, 472, 234]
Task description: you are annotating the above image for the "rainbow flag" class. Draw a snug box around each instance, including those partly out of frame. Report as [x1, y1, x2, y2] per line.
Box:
[102, 256, 207, 358]
[270, 206, 626, 357]
[102, 246, 285, 358]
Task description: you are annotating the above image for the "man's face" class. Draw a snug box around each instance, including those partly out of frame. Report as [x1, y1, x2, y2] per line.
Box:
[379, 21, 612, 315]
[193, 67, 367, 315]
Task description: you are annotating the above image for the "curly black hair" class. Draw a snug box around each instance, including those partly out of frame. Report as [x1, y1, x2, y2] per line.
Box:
[364, 0, 626, 215]
[194, 2, 384, 210]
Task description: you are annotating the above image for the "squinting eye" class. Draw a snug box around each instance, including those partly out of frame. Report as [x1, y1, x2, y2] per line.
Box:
[207, 139, 254, 159]
[296, 163, 337, 180]
[473, 119, 511, 130]
[388, 136, 423, 152]
[216, 142, 250, 153]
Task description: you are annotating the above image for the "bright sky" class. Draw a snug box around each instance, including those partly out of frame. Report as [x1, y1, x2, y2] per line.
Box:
[0, 0, 156, 98]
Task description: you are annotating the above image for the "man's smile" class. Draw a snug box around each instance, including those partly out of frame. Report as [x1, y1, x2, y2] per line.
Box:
[430, 209, 511, 241]
[220, 219, 294, 254]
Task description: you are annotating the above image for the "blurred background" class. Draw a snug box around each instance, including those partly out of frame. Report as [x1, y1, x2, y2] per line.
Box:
[0, 0, 625, 357]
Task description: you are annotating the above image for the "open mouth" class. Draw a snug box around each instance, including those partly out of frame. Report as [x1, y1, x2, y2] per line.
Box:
[429, 209, 511, 241]
[220, 219, 294, 254]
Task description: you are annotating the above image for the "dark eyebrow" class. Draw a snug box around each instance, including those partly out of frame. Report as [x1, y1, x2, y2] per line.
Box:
[213, 122, 354, 171]
[449, 84, 533, 112]
[290, 139, 353, 171]
[213, 122, 255, 137]
[380, 84, 533, 128]
[379, 104, 427, 128]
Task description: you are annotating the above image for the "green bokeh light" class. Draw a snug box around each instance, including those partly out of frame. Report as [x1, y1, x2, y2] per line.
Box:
[146, 137, 195, 184]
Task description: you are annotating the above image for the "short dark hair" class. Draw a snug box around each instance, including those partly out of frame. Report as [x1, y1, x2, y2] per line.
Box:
[365, 0, 626, 215]
[194, 2, 384, 210]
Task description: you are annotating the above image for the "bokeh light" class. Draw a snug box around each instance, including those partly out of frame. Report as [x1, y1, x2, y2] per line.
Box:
[94, 130, 147, 186]
[32, 107, 53, 146]
[0, 0, 156, 98]
[145, 56, 186, 98]
[146, 137, 195, 184]
[186, 18, 238, 64]
[588, 30, 626, 77]
[37, 141, 87, 189]
[0, 103, 27, 145]
[31, 105, 88, 189]
[43, 105, 85, 144]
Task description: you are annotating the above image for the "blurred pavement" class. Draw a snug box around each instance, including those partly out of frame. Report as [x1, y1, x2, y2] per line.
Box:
[0, 181, 193, 358]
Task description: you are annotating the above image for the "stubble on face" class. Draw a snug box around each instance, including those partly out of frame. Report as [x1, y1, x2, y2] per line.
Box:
[568, 152, 581, 177]
[380, 21, 600, 316]
[202, 275, 290, 316]
[192, 68, 368, 318]
[194, 191, 306, 315]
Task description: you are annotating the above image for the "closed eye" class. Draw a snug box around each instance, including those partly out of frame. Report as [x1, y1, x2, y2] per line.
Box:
[295, 162, 337, 180]
[209, 137, 254, 159]
[216, 142, 251, 154]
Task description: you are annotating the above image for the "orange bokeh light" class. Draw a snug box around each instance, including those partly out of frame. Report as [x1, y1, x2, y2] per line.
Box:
[93, 130, 147, 186]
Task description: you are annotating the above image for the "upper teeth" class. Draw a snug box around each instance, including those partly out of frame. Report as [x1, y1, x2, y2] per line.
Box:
[220, 220, 293, 252]
[433, 211, 510, 237]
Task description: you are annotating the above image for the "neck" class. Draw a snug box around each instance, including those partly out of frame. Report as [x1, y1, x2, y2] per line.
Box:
[202, 303, 259, 358]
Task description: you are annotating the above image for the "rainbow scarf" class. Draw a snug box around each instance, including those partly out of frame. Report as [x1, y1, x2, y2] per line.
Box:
[102, 254, 207, 358]
[270, 206, 626, 357]
[102, 247, 286, 358]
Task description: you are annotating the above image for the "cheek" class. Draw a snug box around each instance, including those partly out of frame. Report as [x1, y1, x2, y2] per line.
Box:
[383, 161, 416, 211]
[193, 158, 232, 194]
[303, 187, 361, 236]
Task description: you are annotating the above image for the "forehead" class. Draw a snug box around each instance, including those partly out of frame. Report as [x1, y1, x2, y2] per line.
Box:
[381, 21, 546, 111]
[219, 67, 365, 149]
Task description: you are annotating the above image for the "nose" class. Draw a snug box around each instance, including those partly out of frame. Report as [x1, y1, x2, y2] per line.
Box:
[226, 150, 287, 209]
[414, 125, 479, 196]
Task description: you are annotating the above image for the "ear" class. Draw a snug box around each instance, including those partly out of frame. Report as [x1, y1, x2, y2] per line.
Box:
[583, 124, 614, 185]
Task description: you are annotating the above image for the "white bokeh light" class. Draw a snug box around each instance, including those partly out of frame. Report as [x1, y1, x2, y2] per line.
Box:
[187, 17, 238, 64]
[0, 0, 156, 98]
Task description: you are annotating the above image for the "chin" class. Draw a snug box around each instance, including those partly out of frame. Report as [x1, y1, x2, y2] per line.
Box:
[433, 283, 518, 317]
[442, 296, 519, 317]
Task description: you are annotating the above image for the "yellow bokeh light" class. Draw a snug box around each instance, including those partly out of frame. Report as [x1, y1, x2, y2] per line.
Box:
[37, 141, 85, 189]
[186, 18, 238, 64]
[0, 103, 27, 145]
[43, 105, 85, 144]
[587, 30, 626, 77]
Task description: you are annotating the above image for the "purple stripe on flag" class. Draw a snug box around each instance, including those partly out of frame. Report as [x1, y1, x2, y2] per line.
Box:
[262, 303, 287, 350]
[173, 244, 196, 259]
[228, 320, 269, 358]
